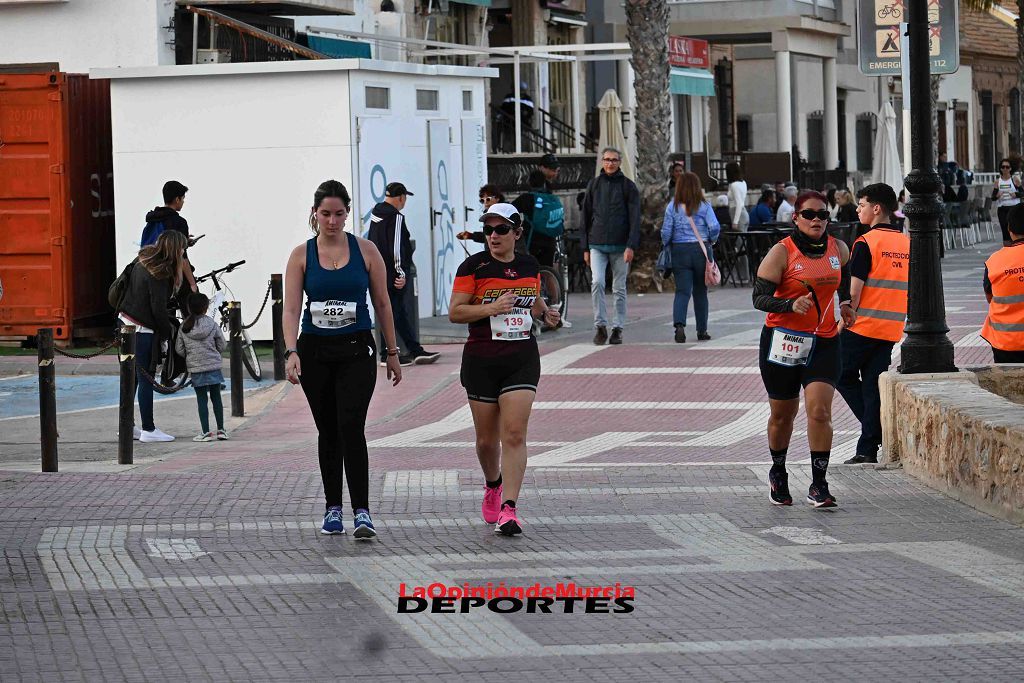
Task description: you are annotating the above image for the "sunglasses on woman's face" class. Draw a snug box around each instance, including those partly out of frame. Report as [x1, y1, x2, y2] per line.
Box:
[799, 209, 831, 221]
[482, 223, 513, 236]
[1002, 165, 1012, 170]
[480, 196, 494, 204]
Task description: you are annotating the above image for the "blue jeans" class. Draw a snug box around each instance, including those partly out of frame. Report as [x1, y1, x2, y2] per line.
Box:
[837, 329, 895, 458]
[670, 242, 711, 332]
[589, 248, 629, 329]
[134, 332, 155, 432]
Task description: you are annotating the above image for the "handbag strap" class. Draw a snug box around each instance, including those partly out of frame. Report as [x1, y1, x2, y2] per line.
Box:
[687, 213, 711, 263]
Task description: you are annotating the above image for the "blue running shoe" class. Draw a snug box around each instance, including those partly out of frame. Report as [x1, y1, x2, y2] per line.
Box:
[353, 509, 377, 540]
[321, 506, 345, 535]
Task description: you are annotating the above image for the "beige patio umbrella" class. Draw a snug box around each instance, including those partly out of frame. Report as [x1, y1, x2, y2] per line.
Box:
[596, 89, 634, 180]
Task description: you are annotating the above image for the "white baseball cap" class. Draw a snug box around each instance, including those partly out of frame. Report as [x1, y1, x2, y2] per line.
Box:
[479, 202, 522, 229]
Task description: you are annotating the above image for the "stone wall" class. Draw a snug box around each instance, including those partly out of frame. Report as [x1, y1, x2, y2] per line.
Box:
[880, 367, 1024, 525]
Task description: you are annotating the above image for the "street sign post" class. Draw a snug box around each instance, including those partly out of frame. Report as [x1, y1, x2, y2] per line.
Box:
[857, 0, 959, 75]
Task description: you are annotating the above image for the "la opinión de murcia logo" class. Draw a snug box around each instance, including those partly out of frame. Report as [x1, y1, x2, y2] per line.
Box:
[397, 582, 636, 614]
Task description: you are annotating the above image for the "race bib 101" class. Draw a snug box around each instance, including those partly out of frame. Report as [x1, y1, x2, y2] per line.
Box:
[491, 307, 533, 341]
[310, 300, 357, 329]
[768, 327, 815, 367]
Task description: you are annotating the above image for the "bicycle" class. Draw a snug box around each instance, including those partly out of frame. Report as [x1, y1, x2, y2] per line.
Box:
[195, 260, 262, 381]
[877, 4, 901, 19]
[537, 235, 570, 331]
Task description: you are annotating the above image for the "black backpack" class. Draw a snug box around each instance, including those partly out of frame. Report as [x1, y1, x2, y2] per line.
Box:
[108, 259, 137, 311]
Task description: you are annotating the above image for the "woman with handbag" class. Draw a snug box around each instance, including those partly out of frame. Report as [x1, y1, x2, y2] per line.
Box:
[752, 191, 856, 509]
[661, 172, 720, 343]
[282, 179, 403, 539]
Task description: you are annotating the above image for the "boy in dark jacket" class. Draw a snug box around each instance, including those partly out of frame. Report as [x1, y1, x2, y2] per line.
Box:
[367, 182, 440, 366]
[143, 180, 198, 309]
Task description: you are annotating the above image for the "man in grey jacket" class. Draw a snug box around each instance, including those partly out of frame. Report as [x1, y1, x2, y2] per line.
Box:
[582, 147, 641, 345]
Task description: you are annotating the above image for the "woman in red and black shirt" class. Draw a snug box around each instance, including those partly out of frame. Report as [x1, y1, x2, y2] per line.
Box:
[752, 191, 855, 509]
[449, 203, 561, 536]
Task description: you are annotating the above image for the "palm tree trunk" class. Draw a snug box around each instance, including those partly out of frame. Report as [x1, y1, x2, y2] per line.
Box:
[625, 0, 671, 291]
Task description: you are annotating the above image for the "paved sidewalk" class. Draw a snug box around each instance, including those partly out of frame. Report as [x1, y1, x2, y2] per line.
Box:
[2, 240, 1023, 681]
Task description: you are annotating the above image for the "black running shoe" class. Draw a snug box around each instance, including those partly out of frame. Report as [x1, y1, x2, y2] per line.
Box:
[807, 482, 838, 508]
[674, 325, 686, 343]
[768, 469, 792, 506]
[844, 453, 878, 465]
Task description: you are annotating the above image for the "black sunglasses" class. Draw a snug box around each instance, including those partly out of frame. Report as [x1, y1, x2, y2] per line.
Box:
[482, 223, 514, 236]
[1002, 165, 1012, 169]
[799, 209, 831, 221]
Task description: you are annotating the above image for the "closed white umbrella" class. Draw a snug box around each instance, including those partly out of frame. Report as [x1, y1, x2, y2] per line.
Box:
[596, 89, 634, 180]
[872, 101, 904, 196]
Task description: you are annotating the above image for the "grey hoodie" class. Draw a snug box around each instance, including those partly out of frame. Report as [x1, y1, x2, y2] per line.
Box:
[174, 315, 226, 374]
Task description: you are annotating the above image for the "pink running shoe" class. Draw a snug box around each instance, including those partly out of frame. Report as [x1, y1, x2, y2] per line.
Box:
[494, 503, 522, 536]
[482, 484, 503, 524]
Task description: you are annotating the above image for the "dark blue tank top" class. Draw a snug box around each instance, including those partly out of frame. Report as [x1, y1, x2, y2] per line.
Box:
[301, 233, 372, 335]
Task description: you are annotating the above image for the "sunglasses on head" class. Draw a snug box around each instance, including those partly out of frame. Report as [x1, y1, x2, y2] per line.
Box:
[482, 223, 514, 236]
[799, 209, 831, 221]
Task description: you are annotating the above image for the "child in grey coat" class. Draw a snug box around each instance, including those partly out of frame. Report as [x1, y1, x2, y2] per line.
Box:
[175, 293, 228, 442]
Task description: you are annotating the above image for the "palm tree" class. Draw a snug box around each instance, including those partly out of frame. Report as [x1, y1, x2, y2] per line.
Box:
[625, 0, 671, 290]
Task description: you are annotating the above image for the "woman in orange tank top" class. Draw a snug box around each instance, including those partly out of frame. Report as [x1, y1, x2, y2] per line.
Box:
[752, 191, 855, 509]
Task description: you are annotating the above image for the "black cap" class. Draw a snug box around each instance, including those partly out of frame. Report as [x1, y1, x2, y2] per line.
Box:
[385, 182, 414, 197]
[162, 180, 188, 204]
[540, 153, 559, 168]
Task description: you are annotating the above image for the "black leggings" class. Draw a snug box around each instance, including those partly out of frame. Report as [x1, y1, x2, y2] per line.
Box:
[998, 205, 1017, 243]
[298, 331, 377, 511]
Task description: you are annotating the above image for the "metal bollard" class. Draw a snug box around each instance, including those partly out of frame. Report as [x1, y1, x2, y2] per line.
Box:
[117, 325, 136, 465]
[228, 301, 245, 417]
[37, 328, 58, 472]
[271, 274, 285, 381]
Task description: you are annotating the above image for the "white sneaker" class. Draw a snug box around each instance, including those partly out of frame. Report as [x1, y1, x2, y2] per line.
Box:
[133, 426, 142, 440]
[140, 428, 175, 443]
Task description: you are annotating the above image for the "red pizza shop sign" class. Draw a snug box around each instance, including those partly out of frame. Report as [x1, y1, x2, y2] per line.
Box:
[668, 35, 710, 69]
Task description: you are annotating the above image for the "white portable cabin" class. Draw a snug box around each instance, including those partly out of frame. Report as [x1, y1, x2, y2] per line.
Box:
[92, 59, 495, 341]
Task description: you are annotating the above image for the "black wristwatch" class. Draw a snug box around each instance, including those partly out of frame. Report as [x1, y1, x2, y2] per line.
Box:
[284, 348, 297, 360]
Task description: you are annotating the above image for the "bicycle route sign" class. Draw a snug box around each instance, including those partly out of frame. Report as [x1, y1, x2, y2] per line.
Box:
[857, 0, 959, 76]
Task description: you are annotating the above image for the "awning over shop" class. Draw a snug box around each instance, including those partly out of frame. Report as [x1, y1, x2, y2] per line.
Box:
[305, 35, 371, 58]
[670, 67, 715, 97]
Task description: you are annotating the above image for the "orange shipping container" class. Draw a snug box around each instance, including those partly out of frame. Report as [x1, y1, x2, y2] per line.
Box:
[0, 66, 115, 342]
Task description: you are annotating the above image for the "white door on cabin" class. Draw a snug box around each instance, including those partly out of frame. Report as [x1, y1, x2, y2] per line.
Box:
[460, 119, 487, 256]
[356, 116, 432, 319]
[427, 119, 456, 316]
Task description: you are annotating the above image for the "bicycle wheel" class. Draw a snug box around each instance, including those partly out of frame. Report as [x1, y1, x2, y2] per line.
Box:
[240, 327, 262, 381]
[538, 266, 566, 325]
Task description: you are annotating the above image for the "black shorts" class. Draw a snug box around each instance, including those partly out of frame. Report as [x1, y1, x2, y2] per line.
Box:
[461, 345, 541, 403]
[758, 326, 841, 400]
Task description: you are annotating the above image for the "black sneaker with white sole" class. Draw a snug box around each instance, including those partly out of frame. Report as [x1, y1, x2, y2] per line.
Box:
[768, 469, 792, 506]
[807, 483, 838, 508]
[413, 350, 441, 365]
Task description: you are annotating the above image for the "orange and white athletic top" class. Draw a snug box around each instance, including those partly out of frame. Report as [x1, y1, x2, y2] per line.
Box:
[452, 251, 541, 356]
[764, 236, 843, 338]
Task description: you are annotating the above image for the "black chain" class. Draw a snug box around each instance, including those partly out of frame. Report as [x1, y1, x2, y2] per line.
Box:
[134, 360, 192, 395]
[242, 281, 273, 330]
[53, 339, 119, 359]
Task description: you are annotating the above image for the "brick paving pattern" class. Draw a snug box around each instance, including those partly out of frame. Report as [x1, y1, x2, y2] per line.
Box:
[3, 242, 1024, 681]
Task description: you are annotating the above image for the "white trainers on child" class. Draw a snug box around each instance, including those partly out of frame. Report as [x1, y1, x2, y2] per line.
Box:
[192, 432, 214, 442]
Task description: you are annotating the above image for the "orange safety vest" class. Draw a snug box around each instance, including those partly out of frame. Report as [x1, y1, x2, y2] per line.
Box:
[848, 227, 909, 342]
[981, 242, 1024, 351]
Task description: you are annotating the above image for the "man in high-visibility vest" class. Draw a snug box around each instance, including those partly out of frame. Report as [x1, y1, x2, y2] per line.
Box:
[982, 205, 1024, 362]
[838, 183, 909, 464]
